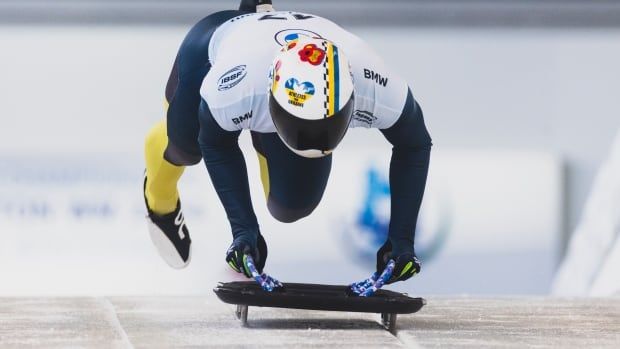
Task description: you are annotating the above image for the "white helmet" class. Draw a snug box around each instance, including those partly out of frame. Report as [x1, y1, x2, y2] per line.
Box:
[268, 36, 355, 158]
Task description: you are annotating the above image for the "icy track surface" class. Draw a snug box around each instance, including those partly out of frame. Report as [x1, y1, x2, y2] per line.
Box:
[0, 296, 618, 348]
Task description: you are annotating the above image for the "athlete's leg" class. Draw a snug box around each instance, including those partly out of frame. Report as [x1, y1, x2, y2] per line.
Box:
[144, 120, 187, 215]
[144, 10, 244, 215]
[251, 132, 332, 223]
[144, 10, 246, 268]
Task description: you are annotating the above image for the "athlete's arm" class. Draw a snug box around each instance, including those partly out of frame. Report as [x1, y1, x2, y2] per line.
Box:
[197, 99, 260, 249]
[380, 89, 432, 257]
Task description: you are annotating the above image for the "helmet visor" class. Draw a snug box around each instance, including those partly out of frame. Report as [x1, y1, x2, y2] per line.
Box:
[269, 91, 354, 152]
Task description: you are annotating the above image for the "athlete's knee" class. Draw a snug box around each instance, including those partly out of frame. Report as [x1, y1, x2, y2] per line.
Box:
[266, 197, 318, 223]
[145, 120, 201, 166]
[164, 141, 202, 166]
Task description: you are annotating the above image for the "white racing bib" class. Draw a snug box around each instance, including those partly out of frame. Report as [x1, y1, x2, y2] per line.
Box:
[200, 11, 408, 132]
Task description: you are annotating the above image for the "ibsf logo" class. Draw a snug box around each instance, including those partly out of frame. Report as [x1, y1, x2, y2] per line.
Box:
[218, 65, 247, 91]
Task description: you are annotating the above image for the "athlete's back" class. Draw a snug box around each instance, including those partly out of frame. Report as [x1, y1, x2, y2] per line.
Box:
[201, 11, 409, 132]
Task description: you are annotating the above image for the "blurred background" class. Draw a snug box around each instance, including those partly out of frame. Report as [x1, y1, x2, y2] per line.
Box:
[1, 0, 618, 296]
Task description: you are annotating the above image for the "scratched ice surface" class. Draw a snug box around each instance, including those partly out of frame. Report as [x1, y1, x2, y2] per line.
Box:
[1, 296, 618, 348]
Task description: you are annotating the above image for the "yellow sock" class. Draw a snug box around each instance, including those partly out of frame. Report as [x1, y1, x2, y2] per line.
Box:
[256, 152, 270, 200]
[144, 120, 185, 215]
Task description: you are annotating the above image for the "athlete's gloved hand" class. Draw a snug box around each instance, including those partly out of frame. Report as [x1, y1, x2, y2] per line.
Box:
[349, 239, 420, 297]
[376, 239, 421, 284]
[225, 232, 267, 278]
[226, 232, 283, 292]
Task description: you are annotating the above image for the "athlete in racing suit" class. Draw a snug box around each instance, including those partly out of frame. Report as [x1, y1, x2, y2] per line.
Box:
[143, 0, 432, 288]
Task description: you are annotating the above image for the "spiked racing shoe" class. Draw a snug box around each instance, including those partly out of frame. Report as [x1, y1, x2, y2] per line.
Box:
[144, 179, 192, 269]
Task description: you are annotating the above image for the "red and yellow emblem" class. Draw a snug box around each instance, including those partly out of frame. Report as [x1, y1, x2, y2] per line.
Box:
[298, 44, 326, 66]
[271, 60, 282, 92]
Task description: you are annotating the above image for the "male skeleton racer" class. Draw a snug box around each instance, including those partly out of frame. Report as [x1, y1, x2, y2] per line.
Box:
[144, 0, 432, 290]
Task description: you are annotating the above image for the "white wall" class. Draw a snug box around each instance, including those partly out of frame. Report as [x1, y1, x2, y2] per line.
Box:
[1, 25, 618, 295]
[2, 26, 619, 234]
[351, 27, 620, 240]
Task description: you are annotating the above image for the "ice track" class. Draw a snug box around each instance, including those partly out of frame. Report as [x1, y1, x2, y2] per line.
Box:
[0, 296, 618, 348]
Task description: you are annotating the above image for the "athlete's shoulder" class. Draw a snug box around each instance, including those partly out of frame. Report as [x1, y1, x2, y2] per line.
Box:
[341, 32, 409, 129]
[181, 10, 248, 55]
[199, 48, 274, 133]
[179, 10, 245, 65]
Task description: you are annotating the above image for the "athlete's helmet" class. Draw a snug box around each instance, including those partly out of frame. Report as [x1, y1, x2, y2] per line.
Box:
[268, 36, 354, 158]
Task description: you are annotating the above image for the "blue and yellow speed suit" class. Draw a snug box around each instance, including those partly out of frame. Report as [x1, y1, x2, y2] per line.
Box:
[144, 7, 432, 274]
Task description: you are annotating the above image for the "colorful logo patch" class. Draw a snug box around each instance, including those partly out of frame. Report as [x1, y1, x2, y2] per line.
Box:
[298, 44, 326, 66]
[285, 33, 300, 50]
[271, 60, 282, 92]
[284, 78, 315, 107]
[274, 29, 323, 46]
[217, 65, 247, 91]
